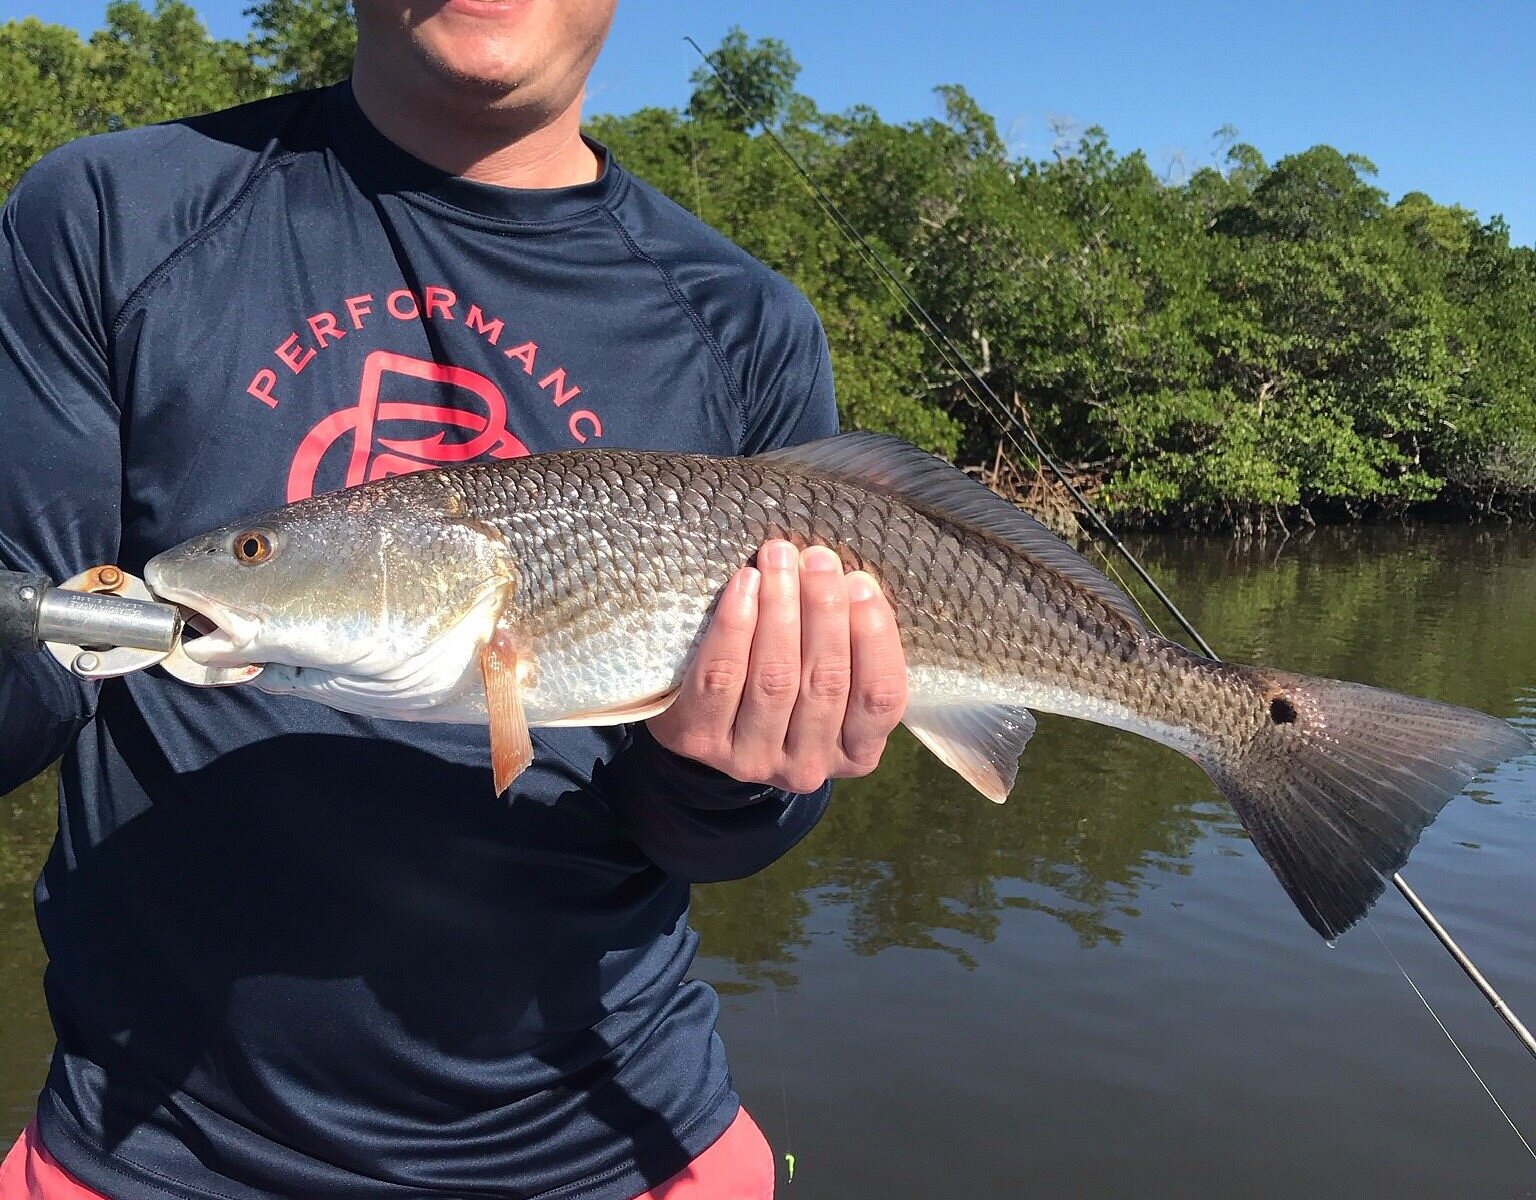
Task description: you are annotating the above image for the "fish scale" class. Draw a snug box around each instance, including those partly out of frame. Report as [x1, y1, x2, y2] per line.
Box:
[144, 432, 1531, 940]
[455, 452, 1135, 710]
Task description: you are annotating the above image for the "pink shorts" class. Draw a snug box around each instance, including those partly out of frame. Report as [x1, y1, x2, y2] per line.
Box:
[0, 1108, 773, 1200]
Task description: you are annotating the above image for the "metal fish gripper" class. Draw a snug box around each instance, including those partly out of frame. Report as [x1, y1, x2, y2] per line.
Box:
[0, 565, 260, 686]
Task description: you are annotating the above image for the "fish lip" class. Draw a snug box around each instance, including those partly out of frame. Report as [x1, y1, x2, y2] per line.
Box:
[143, 573, 265, 666]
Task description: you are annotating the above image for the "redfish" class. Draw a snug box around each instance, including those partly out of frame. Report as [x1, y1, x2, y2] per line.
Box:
[145, 433, 1531, 939]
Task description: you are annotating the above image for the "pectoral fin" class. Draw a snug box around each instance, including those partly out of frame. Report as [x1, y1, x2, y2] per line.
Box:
[481, 630, 532, 795]
[903, 704, 1038, 803]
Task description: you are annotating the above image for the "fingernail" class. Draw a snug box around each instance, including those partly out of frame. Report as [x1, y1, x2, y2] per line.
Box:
[847, 572, 878, 602]
[738, 567, 761, 600]
[762, 541, 795, 570]
[802, 546, 840, 573]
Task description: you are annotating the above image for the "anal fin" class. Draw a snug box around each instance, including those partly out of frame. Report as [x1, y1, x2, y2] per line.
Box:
[481, 630, 532, 795]
[903, 704, 1038, 803]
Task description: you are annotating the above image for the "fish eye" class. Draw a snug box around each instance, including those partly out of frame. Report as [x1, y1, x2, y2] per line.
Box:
[233, 530, 276, 565]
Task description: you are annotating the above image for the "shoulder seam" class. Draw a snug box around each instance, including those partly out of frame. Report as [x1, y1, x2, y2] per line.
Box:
[109, 151, 301, 340]
[599, 207, 748, 441]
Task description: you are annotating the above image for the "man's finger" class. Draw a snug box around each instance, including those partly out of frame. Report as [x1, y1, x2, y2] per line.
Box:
[648, 567, 758, 760]
[783, 546, 851, 777]
[732, 540, 801, 768]
[839, 571, 908, 772]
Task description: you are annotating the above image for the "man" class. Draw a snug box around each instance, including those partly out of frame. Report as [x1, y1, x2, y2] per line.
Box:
[0, 2, 907, 1196]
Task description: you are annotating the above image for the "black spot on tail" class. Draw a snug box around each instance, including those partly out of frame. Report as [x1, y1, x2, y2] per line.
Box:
[1269, 696, 1297, 724]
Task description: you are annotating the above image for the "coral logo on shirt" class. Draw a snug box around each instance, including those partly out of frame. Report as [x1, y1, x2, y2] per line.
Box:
[286, 351, 529, 502]
[240, 284, 607, 502]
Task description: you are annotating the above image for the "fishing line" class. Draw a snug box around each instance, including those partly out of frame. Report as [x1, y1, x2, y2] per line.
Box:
[684, 30, 1536, 1135]
[1391, 872, 1536, 1061]
[1095, 551, 1170, 642]
[1368, 921, 1536, 1160]
[755, 871, 798, 1184]
[766, 970, 796, 1184]
[682, 41, 706, 222]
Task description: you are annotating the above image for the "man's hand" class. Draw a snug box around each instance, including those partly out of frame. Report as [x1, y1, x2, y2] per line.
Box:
[647, 539, 908, 794]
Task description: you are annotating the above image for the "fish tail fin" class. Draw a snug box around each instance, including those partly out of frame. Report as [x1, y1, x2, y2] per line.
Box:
[1201, 668, 1530, 940]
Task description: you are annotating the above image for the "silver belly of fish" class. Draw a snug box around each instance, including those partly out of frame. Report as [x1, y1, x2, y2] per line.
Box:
[254, 587, 713, 728]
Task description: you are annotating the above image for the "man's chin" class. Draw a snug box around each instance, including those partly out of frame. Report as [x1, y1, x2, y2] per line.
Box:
[406, 18, 546, 87]
[407, 48, 559, 118]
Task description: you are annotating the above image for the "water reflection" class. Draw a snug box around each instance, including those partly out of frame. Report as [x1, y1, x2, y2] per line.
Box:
[696, 723, 1222, 993]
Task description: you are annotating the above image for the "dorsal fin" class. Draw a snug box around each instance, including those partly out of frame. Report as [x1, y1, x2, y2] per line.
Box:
[758, 432, 1148, 634]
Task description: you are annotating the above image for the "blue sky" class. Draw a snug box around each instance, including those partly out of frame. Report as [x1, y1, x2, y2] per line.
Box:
[11, 0, 1533, 243]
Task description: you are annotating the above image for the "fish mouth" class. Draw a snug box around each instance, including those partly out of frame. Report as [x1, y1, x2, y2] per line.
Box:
[178, 614, 257, 664]
[143, 577, 265, 667]
[176, 601, 263, 665]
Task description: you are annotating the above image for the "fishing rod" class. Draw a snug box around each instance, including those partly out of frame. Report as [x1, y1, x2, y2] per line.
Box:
[682, 35, 1536, 1074]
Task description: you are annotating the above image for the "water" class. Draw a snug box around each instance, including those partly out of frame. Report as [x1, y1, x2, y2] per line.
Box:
[4, 525, 1535, 1196]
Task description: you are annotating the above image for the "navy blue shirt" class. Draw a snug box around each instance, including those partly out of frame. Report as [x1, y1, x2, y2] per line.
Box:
[0, 83, 835, 1199]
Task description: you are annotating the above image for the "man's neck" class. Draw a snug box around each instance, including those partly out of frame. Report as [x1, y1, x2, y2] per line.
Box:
[350, 68, 601, 190]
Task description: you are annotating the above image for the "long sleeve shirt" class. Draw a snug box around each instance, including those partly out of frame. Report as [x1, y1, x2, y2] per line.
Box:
[0, 82, 835, 1200]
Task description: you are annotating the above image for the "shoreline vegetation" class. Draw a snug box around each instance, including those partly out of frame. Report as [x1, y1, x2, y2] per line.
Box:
[4, 8, 1532, 532]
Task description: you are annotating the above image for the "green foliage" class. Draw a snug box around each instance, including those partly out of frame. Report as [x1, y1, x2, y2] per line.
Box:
[0, 19, 90, 193]
[0, 1, 268, 196]
[92, 0, 270, 126]
[2, 12, 1531, 525]
[246, 0, 354, 90]
[686, 26, 798, 133]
